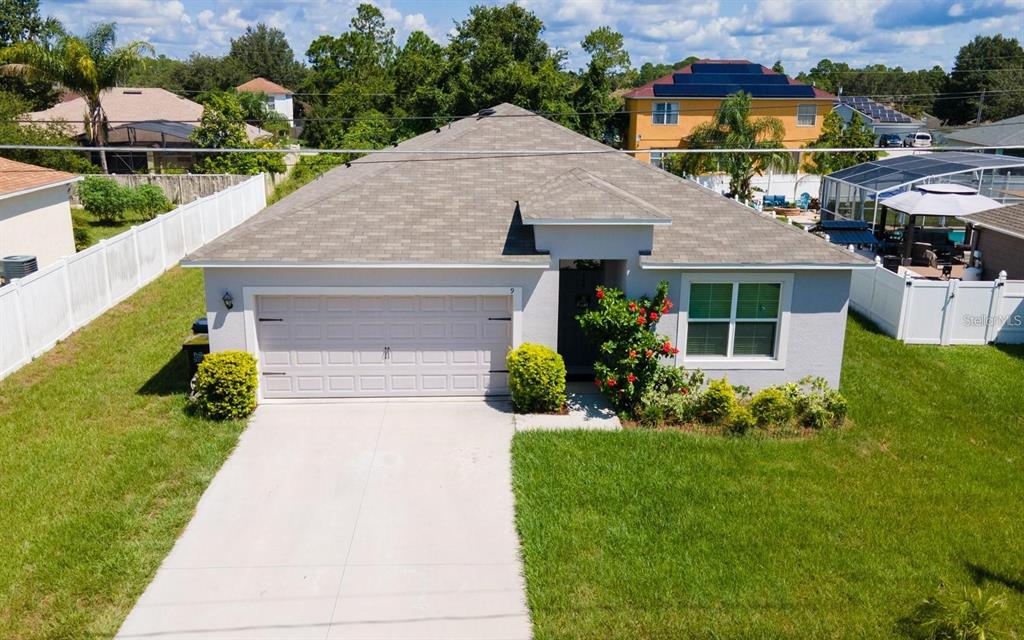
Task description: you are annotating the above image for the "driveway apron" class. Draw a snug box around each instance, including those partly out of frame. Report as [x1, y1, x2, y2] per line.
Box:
[116, 400, 532, 639]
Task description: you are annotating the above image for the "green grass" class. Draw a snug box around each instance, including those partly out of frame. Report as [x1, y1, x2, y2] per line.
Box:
[0, 267, 244, 639]
[71, 207, 146, 247]
[512, 315, 1024, 639]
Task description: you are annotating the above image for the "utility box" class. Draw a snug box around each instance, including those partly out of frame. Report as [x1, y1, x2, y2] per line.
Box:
[182, 333, 210, 379]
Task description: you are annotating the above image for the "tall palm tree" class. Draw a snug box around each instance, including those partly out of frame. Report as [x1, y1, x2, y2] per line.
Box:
[669, 91, 795, 203]
[0, 23, 151, 173]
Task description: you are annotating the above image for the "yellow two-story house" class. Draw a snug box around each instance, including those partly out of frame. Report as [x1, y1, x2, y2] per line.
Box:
[624, 59, 836, 167]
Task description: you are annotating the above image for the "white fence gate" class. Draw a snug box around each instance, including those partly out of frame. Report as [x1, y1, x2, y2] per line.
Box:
[850, 262, 1024, 345]
[0, 174, 266, 380]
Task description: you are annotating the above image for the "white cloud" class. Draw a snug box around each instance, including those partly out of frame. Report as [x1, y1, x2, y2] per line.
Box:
[948, 2, 966, 16]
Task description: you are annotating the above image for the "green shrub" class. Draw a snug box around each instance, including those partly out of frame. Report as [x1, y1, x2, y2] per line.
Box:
[73, 225, 92, 251]
[506, 343, 566, 413]
[749, 386, 796, 428]
[905, 586, 1006, 640]
[791, 376, 848, 429]
[638, 368, 704, 427]
[694, 378, 736, 424]
[191, 351, 258, 420]
[79, 176, 133, 223]
[130, 183, 172, 219]
[726, 405, 756, 435]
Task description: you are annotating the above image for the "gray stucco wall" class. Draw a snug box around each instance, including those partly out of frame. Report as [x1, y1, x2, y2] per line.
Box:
[200, 261, 852, 391]
[977, 228, 1024, 280]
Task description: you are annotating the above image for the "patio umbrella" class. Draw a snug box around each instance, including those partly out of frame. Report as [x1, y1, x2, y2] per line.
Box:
[880, 183, 1003, 216]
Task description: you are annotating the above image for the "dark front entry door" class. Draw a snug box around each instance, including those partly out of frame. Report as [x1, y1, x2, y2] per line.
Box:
[558, 264, 603, 371]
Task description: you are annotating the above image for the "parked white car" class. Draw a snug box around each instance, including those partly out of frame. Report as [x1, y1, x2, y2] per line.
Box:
[903, 132, 932, 148]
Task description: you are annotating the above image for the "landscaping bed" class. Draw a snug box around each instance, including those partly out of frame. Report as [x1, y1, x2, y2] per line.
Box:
[512, 314, 1024, 638]
[0, 267, 244, 638]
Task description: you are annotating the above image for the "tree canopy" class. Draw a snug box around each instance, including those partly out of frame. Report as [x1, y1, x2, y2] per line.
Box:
[229, 24, 305, 90]
[936, 34, 1024, 124]
[801, 111, 879, 175]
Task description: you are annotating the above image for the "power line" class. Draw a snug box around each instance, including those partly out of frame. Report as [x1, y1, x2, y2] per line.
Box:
[2, 143, 1022, 155]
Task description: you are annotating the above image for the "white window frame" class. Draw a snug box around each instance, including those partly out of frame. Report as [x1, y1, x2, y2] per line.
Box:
[796, 104, 817, 127]
[676, 273, 793, 370]
[652, 101, 679, 125]
[649, 149, 672, 169]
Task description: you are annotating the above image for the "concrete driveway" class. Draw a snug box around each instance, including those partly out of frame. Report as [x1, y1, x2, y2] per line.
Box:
[116, 400, 531, 639]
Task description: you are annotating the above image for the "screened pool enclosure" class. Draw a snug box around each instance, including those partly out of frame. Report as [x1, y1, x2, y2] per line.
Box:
[821, 152, 1024, 226]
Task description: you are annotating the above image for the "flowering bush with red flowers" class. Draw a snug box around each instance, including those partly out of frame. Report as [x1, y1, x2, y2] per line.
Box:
[577, 281, 687, 415]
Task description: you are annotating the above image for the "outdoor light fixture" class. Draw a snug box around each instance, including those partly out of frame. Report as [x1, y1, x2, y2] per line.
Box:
[222, 291, 234, 310]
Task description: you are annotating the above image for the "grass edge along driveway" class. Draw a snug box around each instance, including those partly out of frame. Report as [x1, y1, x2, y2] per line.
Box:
[0, 267, 245, 639]
[512, 315, 1024, 639]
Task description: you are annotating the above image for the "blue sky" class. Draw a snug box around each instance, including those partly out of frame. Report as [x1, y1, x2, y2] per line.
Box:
[42, 0, 1024, 74]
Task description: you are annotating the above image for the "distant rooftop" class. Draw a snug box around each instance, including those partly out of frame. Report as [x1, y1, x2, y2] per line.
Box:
[625, 59, 835, 100]
[944, 115, 1024, 147]
[0, 157, 79, 199]
[838, 96, 916, 124]
[236, 77, 293, 96]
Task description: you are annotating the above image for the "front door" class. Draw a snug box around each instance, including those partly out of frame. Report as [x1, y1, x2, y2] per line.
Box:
[557, 262, 603, 373]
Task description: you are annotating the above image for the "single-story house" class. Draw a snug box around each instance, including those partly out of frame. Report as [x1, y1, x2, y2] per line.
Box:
[25, 88, 269, 173]
[237, 77, 294, 127]
[0, 157, 80, 271]
[960, 203, 1024, 279]
[834, 96, 923, 141]
[183, 103, 872, 401]
[942, 115, 1024, 155]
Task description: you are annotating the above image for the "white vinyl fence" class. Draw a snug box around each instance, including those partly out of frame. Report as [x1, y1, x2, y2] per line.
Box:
[850, 262, 1024, 345]
[0, 174, 266, 380]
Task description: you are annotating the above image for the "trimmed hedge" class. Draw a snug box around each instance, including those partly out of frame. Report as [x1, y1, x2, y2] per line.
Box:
[191, 351, 258, 420]
[506, 343, 566, 414]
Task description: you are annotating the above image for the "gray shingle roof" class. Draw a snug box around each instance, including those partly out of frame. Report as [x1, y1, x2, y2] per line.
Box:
[518, 167, 670, 223]
[960, 203, 1024, 239]
[944, 115, 1024, 147]
[186, 103, 869, 267]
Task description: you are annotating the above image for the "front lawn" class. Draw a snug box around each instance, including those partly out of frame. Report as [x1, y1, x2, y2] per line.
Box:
[71, 206, 138, 248]
[512, 315, 1024, 638]
[0, 267, 244, 638]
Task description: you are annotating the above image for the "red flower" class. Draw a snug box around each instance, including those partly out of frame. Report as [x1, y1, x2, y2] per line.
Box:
[607, 378, 617, 387]
[649, 311, 659, 322]
[594, 378, 603, 387]
[679, 387, 689, 395]
[636, 315, 646, 325]
[627, 373, 636, 383]
[596, 287, 604, 300]
[664, 299, 674, 311]
[671, 347, 680, 355]
[628, 302, 637, 312]
[629, 350, 637, 359]
[645, 349, 654, 358]
[661, 341, 673, 354]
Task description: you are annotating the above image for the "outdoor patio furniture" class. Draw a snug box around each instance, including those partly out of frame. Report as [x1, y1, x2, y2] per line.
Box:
[797, 192, 811, 209]
[882, 255, 901, 272]
[911, 241, 933, 266]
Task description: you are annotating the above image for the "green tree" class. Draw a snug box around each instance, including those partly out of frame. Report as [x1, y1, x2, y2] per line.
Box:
[801, 111, 879, 175]
[190, 91, 284, 175]
[124, 54, 185, 90]
[630, 56, 699, 87]
[0, 0, 63, 109]
[227, 23, 305, 90]
[771, 60, 784, 74]
[667, 91, 794, 203]
[573, 26, 630, 143]
[302, 3, 396, 147]
[937, 34, 1024, 124]
[392, 30, 451, 134]
[444, 3, 574, 121]
[172, 53, 248, 93]
[0, 89, 97, 172]
[0, 22, 151, 173]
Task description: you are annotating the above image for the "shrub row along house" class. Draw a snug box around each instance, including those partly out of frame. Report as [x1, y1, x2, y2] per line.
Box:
[184, 103, 871, 400]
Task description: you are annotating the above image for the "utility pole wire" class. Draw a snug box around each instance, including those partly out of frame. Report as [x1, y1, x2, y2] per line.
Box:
[1, 144, 1022, 155]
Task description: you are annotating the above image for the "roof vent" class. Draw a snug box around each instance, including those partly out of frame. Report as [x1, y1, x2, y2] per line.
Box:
[477, 108, 496, 117]
[1, 255, 38, 281]
[123, 89, 143, 95]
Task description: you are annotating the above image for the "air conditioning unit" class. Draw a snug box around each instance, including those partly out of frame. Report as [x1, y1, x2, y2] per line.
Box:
[0, 255, 38, 284]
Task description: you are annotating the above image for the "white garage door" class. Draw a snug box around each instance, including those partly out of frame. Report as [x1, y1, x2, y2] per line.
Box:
[256, 294, 512, 398]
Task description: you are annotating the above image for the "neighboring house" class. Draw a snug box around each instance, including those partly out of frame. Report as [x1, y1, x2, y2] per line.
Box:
[833, 96, 923, 140]
[960, 204, 1024, 279]
[942, 115, 1024, 155]
[24, 88, 269, 173]
[183, 103, 871, 401]
[624, 60, 836, 167]
[0, 157, 80, 270]
[237, 77, 294, 127]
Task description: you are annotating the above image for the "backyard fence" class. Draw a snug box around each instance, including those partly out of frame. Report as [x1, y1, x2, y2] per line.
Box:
[0, 174, 266, 380]
[850, 261, 1024, 345]
[69, 173, 277, 205]
[695, 172, 822, 204]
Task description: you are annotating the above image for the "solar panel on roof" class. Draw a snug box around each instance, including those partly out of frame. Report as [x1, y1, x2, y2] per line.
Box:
[653, 83, 816, 98]
[690, 63, 761, 75]
[673, 72, 789, 85]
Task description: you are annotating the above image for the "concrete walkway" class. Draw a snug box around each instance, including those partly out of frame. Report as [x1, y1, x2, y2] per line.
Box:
[116, 400, 531, 639]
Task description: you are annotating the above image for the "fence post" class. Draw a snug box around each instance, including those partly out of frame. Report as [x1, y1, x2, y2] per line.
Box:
[158, 215, 169, 271]
[59, 257, 75, 332]
[99, 238, 113, 307]
[131, 226, 143, 287]
[896, 272, 914, 340]
[939, 278, 959, 345]
[984, 271, 1008, 343]
[868, 257, 881, 326]
[12, 277, 31, 363]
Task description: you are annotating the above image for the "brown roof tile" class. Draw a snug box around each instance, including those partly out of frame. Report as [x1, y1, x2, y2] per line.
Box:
[0, 157, 79, 197]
